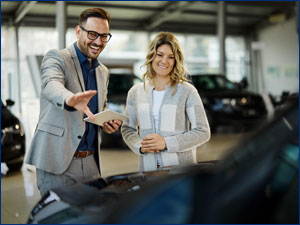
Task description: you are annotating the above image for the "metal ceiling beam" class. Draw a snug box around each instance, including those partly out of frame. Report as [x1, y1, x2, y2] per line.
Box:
[35, 1, 161, 12]
[36, 0, 270, 19]
[183, 9, 262, 18]
[65, 1, 160, 11]
[145, 1, 196, 31]
[14, 1, 37, 24]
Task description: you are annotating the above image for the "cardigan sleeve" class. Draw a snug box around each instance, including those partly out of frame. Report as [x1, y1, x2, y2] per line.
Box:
[121, 88, 143, 155]
[164, 85, 211, 153]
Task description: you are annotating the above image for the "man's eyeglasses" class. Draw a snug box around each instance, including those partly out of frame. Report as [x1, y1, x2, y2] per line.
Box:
[80, 26, 112, 42]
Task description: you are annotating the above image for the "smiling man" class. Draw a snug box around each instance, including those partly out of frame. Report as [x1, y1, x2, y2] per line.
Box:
[25, 8, 122, 196]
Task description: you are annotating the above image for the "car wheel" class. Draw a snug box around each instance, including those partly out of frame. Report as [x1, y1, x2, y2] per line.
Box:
[7, 161, 23, 171]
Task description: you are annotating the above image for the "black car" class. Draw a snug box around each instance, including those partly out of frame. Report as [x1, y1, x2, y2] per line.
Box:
[1, 99, 25, 171]
[100, 69, 142, 148]
[27, 101, 298, 224]
[190, 74, 268, 132]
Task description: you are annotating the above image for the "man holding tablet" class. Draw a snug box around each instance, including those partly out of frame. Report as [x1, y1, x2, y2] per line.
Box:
[25, 7, 121, 196]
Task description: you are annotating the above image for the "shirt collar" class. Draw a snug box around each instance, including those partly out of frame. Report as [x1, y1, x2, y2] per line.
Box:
[74, 42, 99, 70]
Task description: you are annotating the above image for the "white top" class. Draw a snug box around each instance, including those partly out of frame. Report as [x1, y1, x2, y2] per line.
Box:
[152, 89, 165, 167]
[152, 89, 165, 131]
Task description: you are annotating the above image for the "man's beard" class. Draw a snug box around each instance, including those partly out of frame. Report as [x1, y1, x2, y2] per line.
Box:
[78, 41, 103, 59]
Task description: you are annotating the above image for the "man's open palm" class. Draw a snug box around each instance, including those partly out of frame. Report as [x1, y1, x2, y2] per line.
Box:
[66, 90, 97, 119]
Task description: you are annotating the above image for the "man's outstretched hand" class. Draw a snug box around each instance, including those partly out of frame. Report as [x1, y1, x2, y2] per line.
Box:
[66, 90, 97, 119]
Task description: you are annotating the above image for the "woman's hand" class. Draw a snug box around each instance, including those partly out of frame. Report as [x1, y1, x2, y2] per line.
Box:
[141, 134, 166, 153]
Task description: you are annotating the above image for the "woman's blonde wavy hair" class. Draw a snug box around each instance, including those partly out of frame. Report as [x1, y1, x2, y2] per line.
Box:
[142, 32, 189, 94]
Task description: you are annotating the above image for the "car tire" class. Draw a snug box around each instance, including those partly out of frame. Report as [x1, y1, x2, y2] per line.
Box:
[7, 161, 23, 171]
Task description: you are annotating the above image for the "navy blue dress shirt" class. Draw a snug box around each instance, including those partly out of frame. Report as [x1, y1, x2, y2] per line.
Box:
[72, 43, 99, 152]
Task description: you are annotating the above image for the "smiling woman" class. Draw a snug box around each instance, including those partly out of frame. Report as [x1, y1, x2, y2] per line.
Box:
[121, 32, 211, 172]
[151, 44, 175, 80]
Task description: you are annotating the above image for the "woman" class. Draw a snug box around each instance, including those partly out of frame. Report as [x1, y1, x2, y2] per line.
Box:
[121, 32, 210, 171]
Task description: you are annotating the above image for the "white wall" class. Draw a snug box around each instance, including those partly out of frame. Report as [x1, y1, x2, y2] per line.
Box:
[258, 17, 299, 96]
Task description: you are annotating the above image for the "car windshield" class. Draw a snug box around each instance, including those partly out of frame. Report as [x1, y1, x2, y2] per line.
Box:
[191, 75, 239, 91]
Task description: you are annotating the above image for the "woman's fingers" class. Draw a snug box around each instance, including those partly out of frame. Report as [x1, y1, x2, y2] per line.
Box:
[141, 141, 155, 149]
[141, 148, 157, 154]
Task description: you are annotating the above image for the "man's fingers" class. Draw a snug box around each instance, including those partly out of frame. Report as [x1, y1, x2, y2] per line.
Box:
[84, 107, 95, 120]
[112, 120, 122, 126]
[66, 90, 97, 107]
[103, 122, 114, 133]
[85, 90, 97, 98]
[78, 90, 97, 101]
[102, 120, 121, 134]
[109, 121, 120, 130]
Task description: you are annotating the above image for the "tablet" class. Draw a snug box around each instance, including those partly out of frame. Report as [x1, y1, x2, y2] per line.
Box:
[84, 109, 128, 126]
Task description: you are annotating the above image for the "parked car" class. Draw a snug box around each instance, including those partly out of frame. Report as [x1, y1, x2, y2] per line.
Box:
[189, 74, 268, 132]
[27, 101, 298, 224]
[1, 99, 25, 171]
[101, 69, 142, 148]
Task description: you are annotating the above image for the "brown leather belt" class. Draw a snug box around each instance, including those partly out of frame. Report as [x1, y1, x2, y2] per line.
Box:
[73, 151, 94, 158]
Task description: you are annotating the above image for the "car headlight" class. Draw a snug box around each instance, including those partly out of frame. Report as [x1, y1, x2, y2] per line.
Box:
[221, 98, 231, 105]
[236, 97, 248, 105]
[1, 123, 24, 144]
[2, 123, 24, 135]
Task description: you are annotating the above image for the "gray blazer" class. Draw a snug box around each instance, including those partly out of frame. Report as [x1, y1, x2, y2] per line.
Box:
[25, 43, 109, 174]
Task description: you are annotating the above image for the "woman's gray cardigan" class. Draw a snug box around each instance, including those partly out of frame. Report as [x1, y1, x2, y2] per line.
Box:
[121, 81, 211, 171]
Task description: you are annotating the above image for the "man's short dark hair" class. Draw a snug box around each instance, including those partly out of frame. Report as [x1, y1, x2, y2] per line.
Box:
[79, 8, 111, 26]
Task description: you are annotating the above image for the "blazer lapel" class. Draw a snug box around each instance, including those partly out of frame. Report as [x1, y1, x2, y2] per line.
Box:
[95, 64, 107, 111]
[68, 44, 85, 91]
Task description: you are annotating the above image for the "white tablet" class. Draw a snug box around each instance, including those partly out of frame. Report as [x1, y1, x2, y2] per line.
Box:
[84, 109, 128, 126]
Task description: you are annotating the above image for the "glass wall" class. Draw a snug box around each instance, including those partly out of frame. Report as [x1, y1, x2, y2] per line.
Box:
[1, 25, 249, 114]
[185, 34, 219, 74]
[225, 36, 249, 82]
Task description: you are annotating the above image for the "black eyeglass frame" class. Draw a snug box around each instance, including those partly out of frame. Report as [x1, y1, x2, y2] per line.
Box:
[80, 26, 112, 42]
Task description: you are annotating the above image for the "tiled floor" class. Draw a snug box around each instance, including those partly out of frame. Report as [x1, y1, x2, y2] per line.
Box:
[1, 133, 248, 224]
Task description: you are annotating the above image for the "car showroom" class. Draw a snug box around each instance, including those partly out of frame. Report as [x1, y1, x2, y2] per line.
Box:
[1, 1, 299, 224]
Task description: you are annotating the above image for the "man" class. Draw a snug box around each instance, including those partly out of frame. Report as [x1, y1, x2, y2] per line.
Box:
[25, 8, 121, 196]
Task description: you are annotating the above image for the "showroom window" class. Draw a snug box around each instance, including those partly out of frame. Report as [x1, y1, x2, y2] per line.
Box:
[1, 26, 249, 114]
